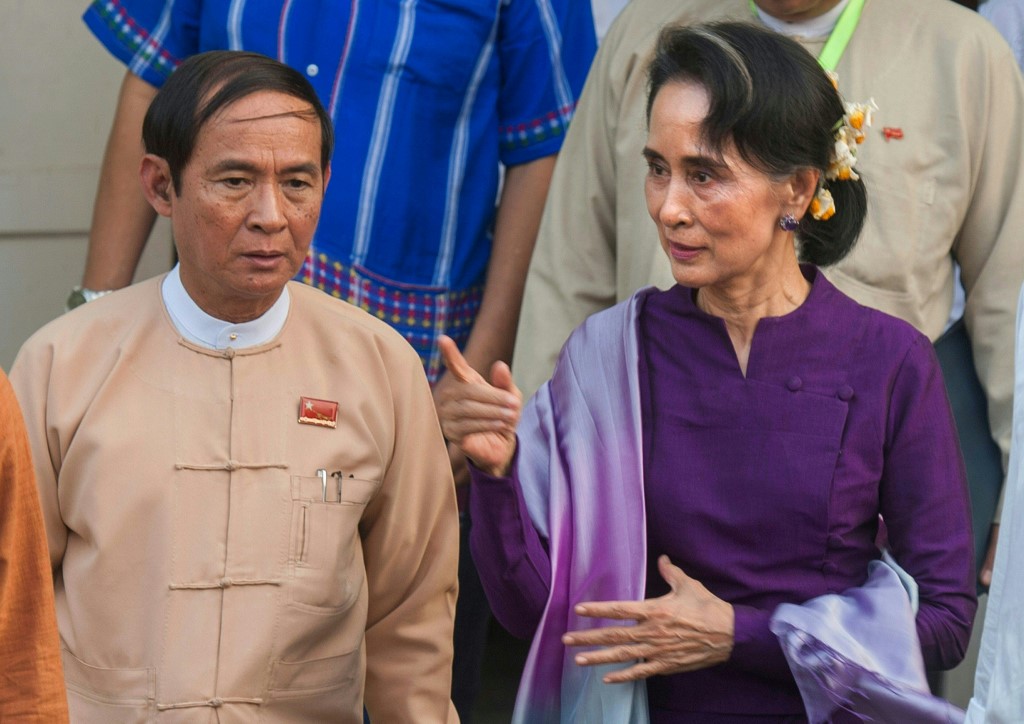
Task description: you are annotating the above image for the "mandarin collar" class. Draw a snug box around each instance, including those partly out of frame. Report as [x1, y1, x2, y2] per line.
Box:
[161, 264, 290, 349]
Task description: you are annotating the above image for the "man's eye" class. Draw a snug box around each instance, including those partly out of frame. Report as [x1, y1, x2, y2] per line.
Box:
[286, 179, 311, 190]
[223, 177, 247, 188]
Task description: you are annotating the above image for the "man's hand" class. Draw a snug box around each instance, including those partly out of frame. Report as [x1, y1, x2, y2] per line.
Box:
[436, 335, 521, 478]
[562, 555, 735, 683]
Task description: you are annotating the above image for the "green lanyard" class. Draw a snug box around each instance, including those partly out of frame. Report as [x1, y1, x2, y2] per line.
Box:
[748, 0, 866, 72]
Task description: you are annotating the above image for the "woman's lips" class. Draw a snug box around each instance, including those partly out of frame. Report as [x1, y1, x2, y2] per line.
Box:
[669, 242, 703, 261]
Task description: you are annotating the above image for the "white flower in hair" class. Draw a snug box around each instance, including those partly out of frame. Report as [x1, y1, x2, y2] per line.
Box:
[813, 98, 878, 220]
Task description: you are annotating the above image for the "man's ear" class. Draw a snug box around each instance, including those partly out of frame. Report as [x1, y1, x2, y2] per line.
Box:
[322, 162, 331, 194]
[139, 154, 175, 217]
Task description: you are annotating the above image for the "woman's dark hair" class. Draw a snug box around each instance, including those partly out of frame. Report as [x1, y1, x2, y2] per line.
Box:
[645, 22, 867, 266]
[142, 50, 334, 194]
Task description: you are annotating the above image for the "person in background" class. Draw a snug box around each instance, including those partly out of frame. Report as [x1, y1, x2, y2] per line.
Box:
[981, 0, 1024, 68]
[0, 370, 69, 723]
[12, 51, 458, 722]
[513, 0, 1024, 596]
[75, 2, 596, 717]
[967, 282, 1024, 724]
[592, 0, 632, 40]
[439, 22, 976, 721]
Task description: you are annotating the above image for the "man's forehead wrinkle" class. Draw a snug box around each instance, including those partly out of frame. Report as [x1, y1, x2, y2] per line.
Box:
[223, 108, 319, 124]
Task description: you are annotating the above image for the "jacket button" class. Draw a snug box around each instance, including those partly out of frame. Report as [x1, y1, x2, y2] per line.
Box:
[822, 561, 838, 574]
[827, 535, 843, 548]
[787, 376, 802, 391]
[837, 385, 854, 401]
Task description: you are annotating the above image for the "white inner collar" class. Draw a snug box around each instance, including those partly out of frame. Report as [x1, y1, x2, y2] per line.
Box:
[161, 264, 290, 349]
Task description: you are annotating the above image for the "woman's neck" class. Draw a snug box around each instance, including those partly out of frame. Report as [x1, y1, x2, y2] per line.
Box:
[696, 261, 811, 375]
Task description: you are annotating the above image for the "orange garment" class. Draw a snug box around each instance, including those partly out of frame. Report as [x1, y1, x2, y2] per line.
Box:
[0, 370, 68, 722]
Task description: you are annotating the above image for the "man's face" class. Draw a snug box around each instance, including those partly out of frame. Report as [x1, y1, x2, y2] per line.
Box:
[167, 91, 327, 323]
[752, 0, 844, 21]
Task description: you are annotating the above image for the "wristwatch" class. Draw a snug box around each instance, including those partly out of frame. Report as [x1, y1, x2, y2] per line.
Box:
[65, 286, 114, 312]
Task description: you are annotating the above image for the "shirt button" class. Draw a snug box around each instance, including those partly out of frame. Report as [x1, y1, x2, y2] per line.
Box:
[822, 561, 838, 574]
[837, 385, 854, 401]
[306, 63, 319, 77]
[786, 376, 802, 391]
[229, 333, 238, 341]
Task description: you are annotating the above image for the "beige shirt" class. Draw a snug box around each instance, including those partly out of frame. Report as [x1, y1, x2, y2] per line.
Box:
[11, 278, 459, 723]
[514, 0, 1024, 479]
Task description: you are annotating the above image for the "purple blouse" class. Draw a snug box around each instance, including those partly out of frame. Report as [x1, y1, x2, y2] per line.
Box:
[470, 268, 976, 720]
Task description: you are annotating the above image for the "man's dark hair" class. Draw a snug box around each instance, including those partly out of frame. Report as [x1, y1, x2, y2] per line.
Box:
[646, 22, 867, 266]
[142, 50, 334, 193]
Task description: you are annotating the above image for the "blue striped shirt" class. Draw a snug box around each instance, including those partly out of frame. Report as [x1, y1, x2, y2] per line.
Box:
[84, 0, 596, 380]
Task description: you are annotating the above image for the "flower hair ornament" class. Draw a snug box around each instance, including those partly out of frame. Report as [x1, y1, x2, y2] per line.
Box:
[810, 97, 878, 221]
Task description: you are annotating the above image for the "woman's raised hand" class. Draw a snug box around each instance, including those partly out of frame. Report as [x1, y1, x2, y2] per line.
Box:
[436, 335, 522, 477]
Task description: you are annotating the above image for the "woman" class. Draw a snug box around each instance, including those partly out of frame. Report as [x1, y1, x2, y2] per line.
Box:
[438, 22, 976, 722]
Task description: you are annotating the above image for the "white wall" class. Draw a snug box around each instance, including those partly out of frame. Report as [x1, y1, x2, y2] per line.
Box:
[0, 1, 173, 371]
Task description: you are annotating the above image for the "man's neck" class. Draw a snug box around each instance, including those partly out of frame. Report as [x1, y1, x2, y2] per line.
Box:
[753, 0, 845, 22]
[753, 0, 850, 38]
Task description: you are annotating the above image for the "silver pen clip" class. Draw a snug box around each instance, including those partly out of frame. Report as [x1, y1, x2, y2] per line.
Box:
[317, 469, 328, 502]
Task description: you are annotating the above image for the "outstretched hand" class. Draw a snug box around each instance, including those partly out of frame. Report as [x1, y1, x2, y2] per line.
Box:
[436, 335, 522, 477]
[562, 555, 735, 683]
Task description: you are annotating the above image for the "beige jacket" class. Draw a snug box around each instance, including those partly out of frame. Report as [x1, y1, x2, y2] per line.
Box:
[514, 0, 1024, 475]
[11, 278, 459, 723]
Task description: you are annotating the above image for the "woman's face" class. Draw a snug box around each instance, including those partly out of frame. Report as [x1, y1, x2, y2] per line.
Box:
[643, 81, 797, 291]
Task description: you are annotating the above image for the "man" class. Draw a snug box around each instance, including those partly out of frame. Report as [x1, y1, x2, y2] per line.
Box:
[76, 7, 595, 714]
[0, 370, 68, 722]
[513, 0, 1024, 590]
[11, 51, 458, 722]
[967, 281, 1024, 722]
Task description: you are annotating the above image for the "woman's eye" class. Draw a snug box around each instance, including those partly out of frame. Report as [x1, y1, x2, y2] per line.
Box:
[692, 171, 712, 184]
[647, 161, 667, 177]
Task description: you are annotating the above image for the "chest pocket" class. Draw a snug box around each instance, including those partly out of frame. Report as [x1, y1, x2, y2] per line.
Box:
[653, 379, 849, 598]
[289, 474, 379, 611]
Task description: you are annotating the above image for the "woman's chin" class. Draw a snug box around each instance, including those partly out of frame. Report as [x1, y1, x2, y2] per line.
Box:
[669, 262, 714, 289]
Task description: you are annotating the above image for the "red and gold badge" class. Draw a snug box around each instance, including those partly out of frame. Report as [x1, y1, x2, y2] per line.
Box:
[298, 396, 339, 428]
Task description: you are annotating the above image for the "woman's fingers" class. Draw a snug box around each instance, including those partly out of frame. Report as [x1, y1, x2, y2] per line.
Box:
[562, 563, 736, 680]
[439, 335, 483, 384]
[563, 623, 644, 648]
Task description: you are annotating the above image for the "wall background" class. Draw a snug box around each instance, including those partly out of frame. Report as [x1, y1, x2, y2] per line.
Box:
[0, 1, 174, 371]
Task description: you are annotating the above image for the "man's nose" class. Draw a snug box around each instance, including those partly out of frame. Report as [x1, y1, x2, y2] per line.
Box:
[248, 183, 288, 233]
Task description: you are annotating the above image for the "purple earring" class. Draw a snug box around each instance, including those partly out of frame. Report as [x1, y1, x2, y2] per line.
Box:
[779, 213, 800, 232]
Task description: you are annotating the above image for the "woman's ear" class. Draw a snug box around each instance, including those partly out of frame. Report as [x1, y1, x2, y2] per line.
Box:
[784, 167, 821, 217]
[139, 154, 175, 217]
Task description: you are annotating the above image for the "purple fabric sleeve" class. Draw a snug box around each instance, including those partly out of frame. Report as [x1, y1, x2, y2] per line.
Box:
[730, 605, 792, 681]
[468, 452, 552, 640]
[880, 337, 976, 669]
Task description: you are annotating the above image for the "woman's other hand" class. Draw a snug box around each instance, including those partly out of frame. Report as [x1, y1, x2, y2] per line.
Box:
[437, 335, 521, 477]
[562, 555, 735, 682]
